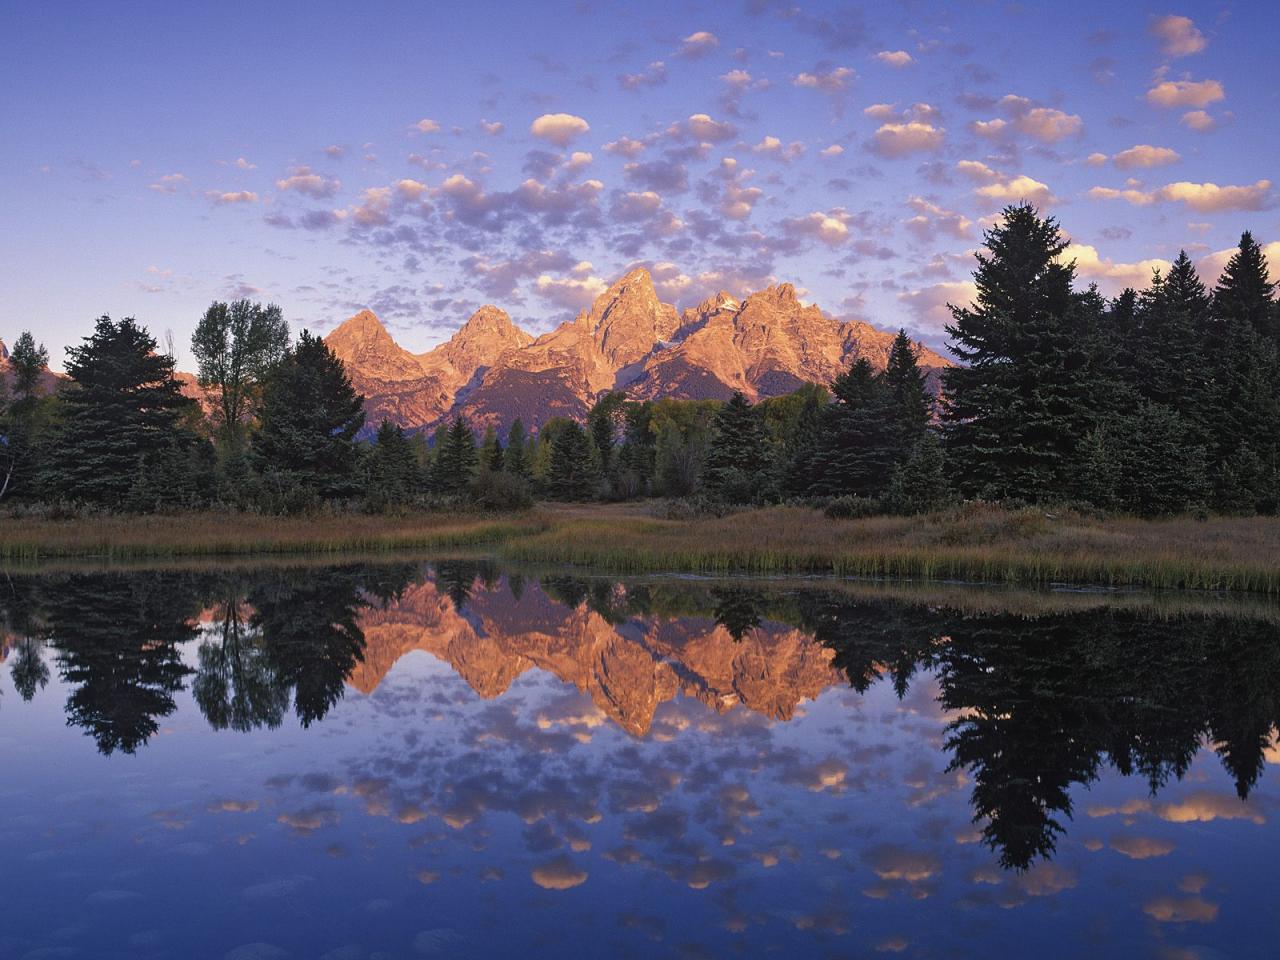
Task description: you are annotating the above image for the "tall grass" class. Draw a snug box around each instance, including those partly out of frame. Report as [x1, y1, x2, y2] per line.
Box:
[500, 502, 1280, 594]
[0, 511, 547, 561]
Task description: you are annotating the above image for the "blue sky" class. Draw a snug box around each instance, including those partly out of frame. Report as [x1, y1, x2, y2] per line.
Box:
[2, 0, 1276, 367]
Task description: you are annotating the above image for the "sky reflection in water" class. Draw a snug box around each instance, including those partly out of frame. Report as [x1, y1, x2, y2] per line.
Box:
[1, 562, 1278, 959]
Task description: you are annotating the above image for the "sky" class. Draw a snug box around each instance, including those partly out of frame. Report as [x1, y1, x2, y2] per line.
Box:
[2, 0, 1277, 368]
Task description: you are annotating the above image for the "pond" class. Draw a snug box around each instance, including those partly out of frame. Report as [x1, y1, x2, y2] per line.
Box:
[1, 561, 1278, 959]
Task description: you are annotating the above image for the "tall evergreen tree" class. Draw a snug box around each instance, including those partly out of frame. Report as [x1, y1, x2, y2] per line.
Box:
[44, 316, 198, 508]
[546, 420, 598, 501]
[806, 359, 899, 498]
[1129, 255, 1210, 423]
[883, 329, 932, 446]
[1212, 231, 1276, 341]
[503, 418, 530, 480]
[431, 417, 478, 495]
[703, 392, 769, 503]
[942, 204, 1096, 501]
[479, 424, 503, 472]
[587, 391, 627, 481]
[367, 419, 421, 507]
[251, 330, 365, 504]
[0, 331, 51, 501]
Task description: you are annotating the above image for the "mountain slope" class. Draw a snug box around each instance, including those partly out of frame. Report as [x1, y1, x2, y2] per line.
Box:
[317, 267, 949, 437]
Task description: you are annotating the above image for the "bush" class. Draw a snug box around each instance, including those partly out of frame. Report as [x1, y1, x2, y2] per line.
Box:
[647, 496, 742, 521]
[469, 470, 533, 512]
[823, 494, 882, 519]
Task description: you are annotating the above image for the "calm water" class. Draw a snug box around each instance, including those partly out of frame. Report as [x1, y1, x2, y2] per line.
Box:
[2, 562, 1278, 959]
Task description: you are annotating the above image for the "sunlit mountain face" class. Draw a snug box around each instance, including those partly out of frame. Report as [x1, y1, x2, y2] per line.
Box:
[2, 564, 1278, 958]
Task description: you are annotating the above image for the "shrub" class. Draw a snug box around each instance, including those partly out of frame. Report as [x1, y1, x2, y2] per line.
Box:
[823, 494, 882, 519]
[469, 470, 533, 512]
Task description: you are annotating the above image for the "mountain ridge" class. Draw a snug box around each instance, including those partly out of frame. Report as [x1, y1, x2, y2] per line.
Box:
[323, 267, 948, 437]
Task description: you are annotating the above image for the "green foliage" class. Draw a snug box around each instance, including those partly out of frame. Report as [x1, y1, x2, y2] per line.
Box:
[807, 359, 900, 498]
[884, 433, 951, 515]
[0, 331, 53, 502]
[503, 418, 530, 480]
[703, 391, 769, 503]
[366, 419, 422, 510]
[43, 316, 200, 509]
[480, 424, 504, 472]
[190, 299, 290, 447]
[431, 417, 478, 496]
[251, 330, 365, 507]
[587, 391, 627, 480]
[1081, 404, 1207, 516]
[546, 419, 598, 501]
[469, 468, 533, 511]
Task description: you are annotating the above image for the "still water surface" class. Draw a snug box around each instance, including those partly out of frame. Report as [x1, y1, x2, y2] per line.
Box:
[1, 562, 1278, 959]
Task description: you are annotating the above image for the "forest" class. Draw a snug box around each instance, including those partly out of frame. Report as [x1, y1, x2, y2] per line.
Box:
[2, 203, 1277, 519]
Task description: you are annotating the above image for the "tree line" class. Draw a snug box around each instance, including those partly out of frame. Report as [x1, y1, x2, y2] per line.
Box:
[1, 203, 1276, 516]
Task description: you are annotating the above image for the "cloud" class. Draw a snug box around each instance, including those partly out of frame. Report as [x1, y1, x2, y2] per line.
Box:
[975, 96, 1083, 143]
[792, 66, 855, 93]
[975, 174, 1056, 206]
[875, 50, 914, 67]
[1066, 242, 1167, 291]
[1110, 835, 1175, 860]
[904, 196, 973, 241]
[619, 61, 667, 90]
[955, 160, 998, 183]
[530, 855, 588, 890]
[1180, 109, 1216, 132]
[1150, 15, 1207, 57]
[530, 113, 590, 146]
[1111, 144, 1180, 169]
[676, 31, 719, 58]
[623, 157, 689, 192]
[233, 157, 256, 170]
[603, 137, 646, 158]
[870, 122, 944, 157]
[665, 113, 736, 143]
[1086, 179, 1273, 213]
[820, 144, 844, 157]
[275, 166, 341, 198]
[1146, 79, 1224, 108]
[753, 135, 804, 161]
[148, 172, 188, 194]
[1197, 240, 1280, 284]
[206, 190, 259, 205]
[780, 209, 854, 246]
[533, 269, 609, 310]
[899, 281, 977, 331]
[322, 145, 345, 158]
[1142, 896, 1219, 924]
[413, 118, 441, 133]
[864, 103, 897, 121]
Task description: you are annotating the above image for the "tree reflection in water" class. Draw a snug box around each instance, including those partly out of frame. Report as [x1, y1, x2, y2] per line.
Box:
[1, 563, 1277, 872]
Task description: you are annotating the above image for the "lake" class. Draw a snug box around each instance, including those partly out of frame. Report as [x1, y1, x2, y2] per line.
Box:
[1, 561, 1278, 959]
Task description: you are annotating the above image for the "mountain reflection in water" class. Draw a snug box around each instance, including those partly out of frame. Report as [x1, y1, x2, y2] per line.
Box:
[1, 562, 1278, 959]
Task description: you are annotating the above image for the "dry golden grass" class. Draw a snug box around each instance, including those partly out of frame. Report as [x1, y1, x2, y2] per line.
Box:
[501, 502, 1280, 594]
[0, 511, 547, 562]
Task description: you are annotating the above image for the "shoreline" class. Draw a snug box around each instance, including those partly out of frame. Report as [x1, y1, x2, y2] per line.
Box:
[1, 502, 1276, 595]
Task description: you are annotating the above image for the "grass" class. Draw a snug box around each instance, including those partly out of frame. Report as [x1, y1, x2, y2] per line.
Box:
[3, 501, 1278, 594]
[499, 502, 1280, 594]
[0, 510, 548, 562]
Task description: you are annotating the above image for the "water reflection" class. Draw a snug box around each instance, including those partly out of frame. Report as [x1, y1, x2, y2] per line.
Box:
[1, 563, 1278, 957]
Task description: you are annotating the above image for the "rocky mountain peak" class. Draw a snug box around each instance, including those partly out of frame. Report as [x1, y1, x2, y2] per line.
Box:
[324, 309, 426, 382]
[585, 265, 682, 366]
[434, 306, 533, 382]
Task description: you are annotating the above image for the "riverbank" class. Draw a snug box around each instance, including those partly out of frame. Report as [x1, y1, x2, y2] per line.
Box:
[2, 502, 1277, 593]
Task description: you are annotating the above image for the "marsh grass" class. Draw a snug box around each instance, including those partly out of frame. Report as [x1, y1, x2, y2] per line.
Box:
[0, 511, 547, 562]
[501, 502, 1280, 594]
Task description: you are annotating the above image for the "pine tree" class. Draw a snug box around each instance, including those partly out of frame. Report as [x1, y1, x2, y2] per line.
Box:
[806, 359, 898, 498]
[0, 331, 51, 501]
[1130, 254, 1210, 424]
[942, 204, 1095, 501]
[503, 418, 530, 480]
[1080, 404, 1207, 516]
[884, 433, 951, 515]
[431, 417, 478, 496]
[703, 392, 769, 503]
[251, 330, 365, 505]
[1212, 231, 1276, 341]
[587, 392, 626, 481]
[479, 424, 503, 472]
[883, 329, 932, 447]
[367, 419, 421, 508]
[44, 316, 198, 508]
[546, 420, 598, 501]
[779, 386, 825, 497]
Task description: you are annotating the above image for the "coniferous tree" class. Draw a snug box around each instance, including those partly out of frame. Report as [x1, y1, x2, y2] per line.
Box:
[884, 433, 951, 515]
[587, 392, 626, 482]
[1130, 255, 1211, 424]
[1080, 404, 1207, 516]
[943, 204, 1097, 501]
[806, 359, 899, 498]
[431, 416, 478, 496]
[703, 391, 769, 503]
[503, 418, 530, 480]
[367, 419, 421, 508]
[0, 331, 51, 501]
[615, 402, 655, 498]
[883, 329, 932, 446]
[780, 386, 825, 498]
[251, 330, 365, 506]
[546, 420, 598, 501]
[479, 424, 503, 472]
[44, 316, 198, 508]
[1212, 231, 1276, 341]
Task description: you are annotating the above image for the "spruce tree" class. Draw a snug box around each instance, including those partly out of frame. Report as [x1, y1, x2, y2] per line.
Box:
[883, 329, 932, 447]
[1130, 255, 1210, 425]
[251, 330, 365, 505]
[546, 420, 598, 501]
[587, 392, 626, 481]
[942, 204, 1093, 501]
[367, 419, 421, 508]
[703, 392, 768, 503]
[0, 331, 50, 501]
[503, 418, 530, 480]
[431, 417, 478, 496]
[1212, 231, 1276, 341]
[479, 424, 503, 472]
[44, 316, 198, 508]
[884, 433, 951, 515]
[806, 359, 898, 498]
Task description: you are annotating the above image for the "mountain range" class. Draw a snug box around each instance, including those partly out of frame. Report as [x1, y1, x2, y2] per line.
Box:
[322, 267, 949, 437]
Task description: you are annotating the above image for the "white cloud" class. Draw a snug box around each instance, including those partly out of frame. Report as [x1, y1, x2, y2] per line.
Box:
[975, 174, 1056, 206]
[1180, 110, 1217, 132]
[275, 166, 341, 198]
[148, 172, 188, 194]
[782, 209, 853, 246]
[677, 31, 719, 58]
[602, 137, 646, 158]
[875, 50, 914, 67]
[233, 157, 256, 170]
[205, 190, 259, 204]
[870, 122, 944, 157]
[793, 66, 855, 93]
[1111, 144, 1181, 169]
[1197, 240, 1280, 284]
[530, 113, 591, 146]
[753, 136, 804, 161]
[820, 144, 844, 157]
[480, 120, 504, 135]
[1150, 14, 1207, 57]
[534, 271, 609, 310]
[413, 118, 441, 133]
[1087, 179, 1273, 213]
[899, 281, 977, 332]
[975, 97, 1083, 143]
[1064, 242, 1168, 292]
[1146, 79, 1224, 108]
[904, 196, 973, 241]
